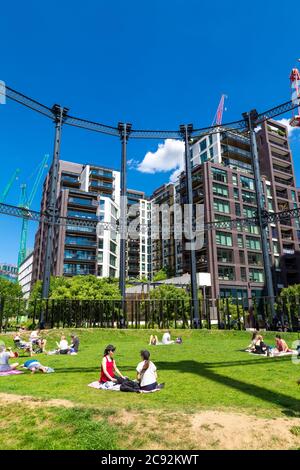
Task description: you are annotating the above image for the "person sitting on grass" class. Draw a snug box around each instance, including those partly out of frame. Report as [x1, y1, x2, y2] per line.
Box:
[69, 334, 79, 354]
[161, 331, 175, 345]
[136, 350, 164, 392]
[30, 329, 47, 353]
[245, 330, 259, 352]
[253, 335, 270, 356]
[0, 345, 19, 372]
[99, 344, 126, 388]
[22, 359, 54, 374]
[56, 335, 70, 355]
[14, 332, 34, 357]
[274, 335, 293, 353]
[149, 334, 159, 346]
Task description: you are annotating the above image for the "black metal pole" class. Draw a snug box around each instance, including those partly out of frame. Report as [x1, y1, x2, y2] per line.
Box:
[244, 110, 276, 319]
[118, 123, 131, 319]
[41, 105, 67, 306]
[180, 124, 200, 327]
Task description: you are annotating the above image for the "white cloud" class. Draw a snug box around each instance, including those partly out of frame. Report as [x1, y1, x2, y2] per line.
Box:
[137, 139, 185, 182]
[276, 118, 300, 137]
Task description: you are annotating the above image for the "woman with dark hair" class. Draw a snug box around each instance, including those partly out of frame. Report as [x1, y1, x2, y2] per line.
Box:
[99, 344, 126, 388]
[136, 350, 159, 391]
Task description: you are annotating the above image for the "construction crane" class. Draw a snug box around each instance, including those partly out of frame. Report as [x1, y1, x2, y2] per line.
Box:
[0, 168, 20, 203]
[211, 94, 227, 126]
[17, 154, 49, 268]
[290, 65, 300, 127]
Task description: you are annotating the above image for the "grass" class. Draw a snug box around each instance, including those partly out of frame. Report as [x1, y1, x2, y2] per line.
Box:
[0, 328, 300, 449]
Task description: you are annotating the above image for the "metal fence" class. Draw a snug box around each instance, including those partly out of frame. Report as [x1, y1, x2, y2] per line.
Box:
[0, 296, 299, 332]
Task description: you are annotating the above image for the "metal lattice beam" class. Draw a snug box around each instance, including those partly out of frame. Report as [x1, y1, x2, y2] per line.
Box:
[2, 84, 298, 140]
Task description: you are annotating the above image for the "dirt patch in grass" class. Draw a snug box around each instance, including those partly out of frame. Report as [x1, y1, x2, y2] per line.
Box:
[1, 393, 300, 450]
[0, 392, 74, 409]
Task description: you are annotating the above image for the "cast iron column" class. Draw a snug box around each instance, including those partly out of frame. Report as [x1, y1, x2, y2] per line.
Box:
[41, 105, 68, 305]
[244, 110, 276, 319]
[118, 123, 132, 318]
[179, 124, 200, 327]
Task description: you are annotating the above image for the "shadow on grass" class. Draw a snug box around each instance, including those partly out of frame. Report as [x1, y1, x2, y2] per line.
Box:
[156, 360, 300, 414]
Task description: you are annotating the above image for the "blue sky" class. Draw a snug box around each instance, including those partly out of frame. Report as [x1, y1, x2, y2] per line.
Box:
[1, 0, 300, 265]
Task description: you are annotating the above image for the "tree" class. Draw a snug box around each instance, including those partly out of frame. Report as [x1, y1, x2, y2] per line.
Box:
[149, 284, 190, 327]
[0, 278, 23, 299]
[30, 276, 121, 300]
[0, 278, 24, 324]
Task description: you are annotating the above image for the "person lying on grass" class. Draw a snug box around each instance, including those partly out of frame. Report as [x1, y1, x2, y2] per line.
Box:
[149, 331, 182, 346]
[99, 344, 127, 387]
[22, 359, 54, 374]
[274, 335, 293, 353]
[0, 345, 19, 372]
[136, 350, 164, 391]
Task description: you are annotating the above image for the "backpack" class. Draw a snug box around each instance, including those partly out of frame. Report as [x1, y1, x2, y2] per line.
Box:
[119, 378, 140, 393]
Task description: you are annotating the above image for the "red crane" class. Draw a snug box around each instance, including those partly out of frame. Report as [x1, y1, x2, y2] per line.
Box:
[290, 66, 300, 128]
[211, 94, 227, 126]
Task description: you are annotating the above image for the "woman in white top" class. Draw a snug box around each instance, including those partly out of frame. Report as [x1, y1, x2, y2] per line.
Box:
[136, 350, 159, 391]
[56, 335, 69, 354]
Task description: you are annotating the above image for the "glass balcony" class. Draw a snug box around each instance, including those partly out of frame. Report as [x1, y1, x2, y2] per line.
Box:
[65, 237, 97, 247]
[63, 264, 96, 275]
[67, 210, 98, 220]
[90, 169, 113, 178]
[90, 181, 113, 189]
[68, 197, 94, 206]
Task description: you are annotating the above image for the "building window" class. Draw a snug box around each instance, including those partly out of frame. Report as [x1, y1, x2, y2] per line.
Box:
[110, 241, 117, 254]
[246, 237, 261, 250]
[217, 249, 233, 263]
[97, 265, 103, 277]
[214, 198, 230, 214]
[248, 252, 263, 266]
[240, 267, 247, 282]
[239, 251, 245, 264]
[110, 255, 116, 267]
[240, 176, 254, 190]
[98, 252, 103, 263]
[242, 191, 256, 205]
[99, 239, 103, 249]
[218, 266, 235, 281]
[243, 206, 256, 218]
[291, 190, 297, 202]
[109, 268, 116, 278]
[237, 235, 244, 248]
[200, 140, 207, 152]
[213, 183, 229, 198]
[235, 203, 241, 217]
[233, 188, 239, 200]
[249, 269, 264, 283]
[212, 168, 227, 183]
[216, 231, 232, 247]
[232, 174, 238, 186]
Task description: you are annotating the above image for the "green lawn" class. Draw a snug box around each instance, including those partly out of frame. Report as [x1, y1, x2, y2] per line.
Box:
[0, 328, 300, 449]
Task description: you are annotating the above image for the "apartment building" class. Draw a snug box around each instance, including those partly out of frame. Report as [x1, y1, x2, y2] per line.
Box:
[150, 183, 177, 278]
[127, 189, 151, 280]
[257, 119, 300, 287]
[151, 120, 300, 300]
[32, 160, 151, 287]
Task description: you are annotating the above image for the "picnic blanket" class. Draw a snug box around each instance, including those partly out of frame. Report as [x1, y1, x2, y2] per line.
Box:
[0, 370, 24, 377]
[244, 349, 297, 357]
[87, 381, 161, 393]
